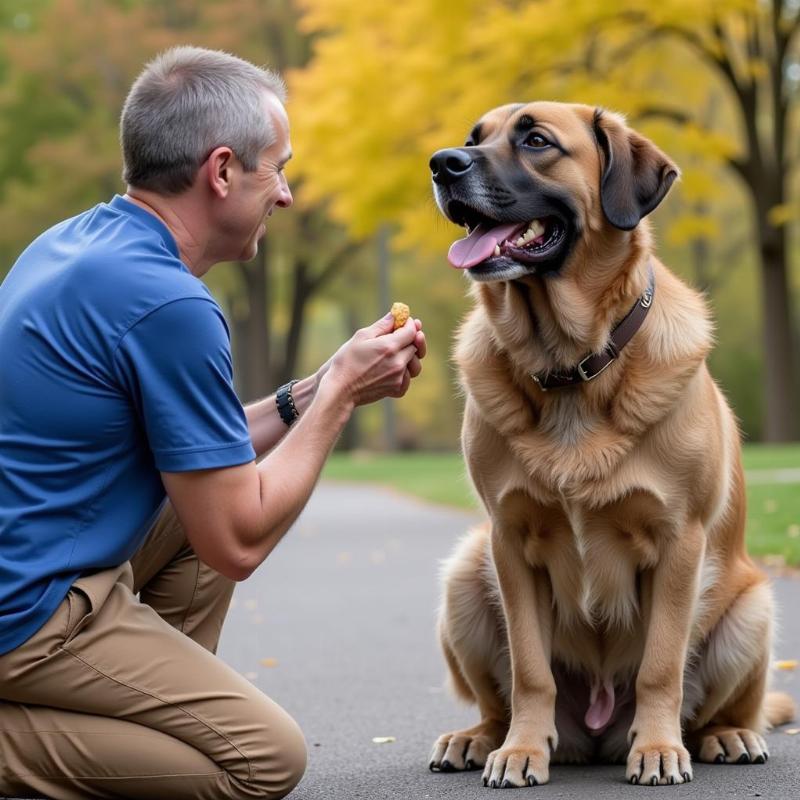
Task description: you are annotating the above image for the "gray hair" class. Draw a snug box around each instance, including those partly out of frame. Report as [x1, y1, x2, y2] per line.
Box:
[120, 46, 286, 195]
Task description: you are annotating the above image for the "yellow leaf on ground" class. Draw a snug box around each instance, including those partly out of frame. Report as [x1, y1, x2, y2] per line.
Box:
[260, 658, 279, 668]
[372, 736, 396, 744]
[775, 660, 798, 671]
[785, 728, 800, 735]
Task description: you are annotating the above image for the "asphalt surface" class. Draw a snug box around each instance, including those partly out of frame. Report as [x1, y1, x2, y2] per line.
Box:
[217, 482, 800, 800]
[4, 482, 799, 799]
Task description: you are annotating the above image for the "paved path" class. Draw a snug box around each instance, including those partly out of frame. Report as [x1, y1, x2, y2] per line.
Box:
[4, 483, 798, 799]
[218, 483, 800, 800]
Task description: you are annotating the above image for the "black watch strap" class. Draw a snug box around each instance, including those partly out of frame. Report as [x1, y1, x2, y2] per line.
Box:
[276, 379, 300, 427]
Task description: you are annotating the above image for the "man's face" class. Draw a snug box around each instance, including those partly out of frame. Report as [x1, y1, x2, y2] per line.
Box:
[223, 92, 293, 263]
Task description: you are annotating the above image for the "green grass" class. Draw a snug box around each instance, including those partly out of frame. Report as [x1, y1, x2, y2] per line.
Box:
[323, 445, 800, 566]
[324, 451, 473, 509]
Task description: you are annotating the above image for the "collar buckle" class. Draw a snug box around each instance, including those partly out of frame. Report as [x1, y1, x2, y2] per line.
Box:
[577, 354, 615, 382]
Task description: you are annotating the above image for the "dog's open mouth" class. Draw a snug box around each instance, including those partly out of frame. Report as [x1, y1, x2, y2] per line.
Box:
[448, 216, 567, 271]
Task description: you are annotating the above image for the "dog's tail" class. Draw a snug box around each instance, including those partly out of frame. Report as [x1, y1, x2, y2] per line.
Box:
[764, 691, 796, 728]
[441, 632, 475, 703]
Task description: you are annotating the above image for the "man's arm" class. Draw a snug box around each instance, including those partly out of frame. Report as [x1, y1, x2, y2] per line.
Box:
[162, 314, 425, 581]
[163, 376, 353, 580]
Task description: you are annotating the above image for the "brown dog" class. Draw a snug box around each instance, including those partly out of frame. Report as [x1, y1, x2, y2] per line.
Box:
[427, 102, 795, 788]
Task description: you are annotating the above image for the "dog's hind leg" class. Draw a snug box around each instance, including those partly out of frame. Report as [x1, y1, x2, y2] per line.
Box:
[686, 577, 795, 765]
[429, 528, 509, 773]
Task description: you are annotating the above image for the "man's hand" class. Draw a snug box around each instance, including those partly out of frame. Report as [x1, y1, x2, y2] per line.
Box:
[321, 312, 426, 407]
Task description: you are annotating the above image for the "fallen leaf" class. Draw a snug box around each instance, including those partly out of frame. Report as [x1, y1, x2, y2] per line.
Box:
[372, 736, 396, 744]
[260, 657, 278, 668]
[775, 660, 798, 671]
[785, 728, 800, 735]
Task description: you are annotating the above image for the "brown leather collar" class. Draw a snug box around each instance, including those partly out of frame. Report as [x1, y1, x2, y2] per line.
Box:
[531, 261, 654, 391]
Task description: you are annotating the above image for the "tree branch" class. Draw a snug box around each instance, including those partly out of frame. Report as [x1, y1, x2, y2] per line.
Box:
[631, 106, 692, 125]
[308, 240, 360, 293]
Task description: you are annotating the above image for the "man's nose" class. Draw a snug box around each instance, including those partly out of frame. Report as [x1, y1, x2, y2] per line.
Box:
[277, 183, 293, 209]
[429, 148, 474, 185]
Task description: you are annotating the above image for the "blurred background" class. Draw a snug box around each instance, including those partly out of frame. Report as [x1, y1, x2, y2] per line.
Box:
[0, 1, 799, 558]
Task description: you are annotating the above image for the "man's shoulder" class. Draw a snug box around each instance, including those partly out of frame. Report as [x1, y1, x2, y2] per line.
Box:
[1, 198, 216, 352]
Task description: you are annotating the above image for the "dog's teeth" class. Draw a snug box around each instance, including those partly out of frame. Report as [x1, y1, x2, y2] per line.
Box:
[530, 220, 545, 238]
[493, 244, 501, 256]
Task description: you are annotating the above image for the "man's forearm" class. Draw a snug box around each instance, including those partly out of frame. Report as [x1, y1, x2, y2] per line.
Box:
[244, 373, 319, 458]
[244, 379, 353, 563]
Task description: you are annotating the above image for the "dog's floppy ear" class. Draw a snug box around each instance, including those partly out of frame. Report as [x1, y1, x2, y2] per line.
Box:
[593, 109, 679, 231]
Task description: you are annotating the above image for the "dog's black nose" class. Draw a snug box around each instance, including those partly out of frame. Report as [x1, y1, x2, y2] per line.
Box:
[430, 148, 474, 185]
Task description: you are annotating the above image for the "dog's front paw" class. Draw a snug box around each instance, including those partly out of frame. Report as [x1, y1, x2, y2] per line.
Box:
[626, 741, 692, 786]
[694, 726, 768, 765]
[482, 732, 556, 788]
[429, 720, 506, 772]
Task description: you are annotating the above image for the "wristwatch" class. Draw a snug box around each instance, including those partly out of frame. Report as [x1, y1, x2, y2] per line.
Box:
[276, 379, 300, 427]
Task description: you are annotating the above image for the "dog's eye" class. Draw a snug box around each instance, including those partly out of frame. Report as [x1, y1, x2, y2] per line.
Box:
[524, 132, 550, 149]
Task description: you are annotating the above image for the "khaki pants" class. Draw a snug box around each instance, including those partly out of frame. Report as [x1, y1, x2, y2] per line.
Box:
[0, 505, 306, 800]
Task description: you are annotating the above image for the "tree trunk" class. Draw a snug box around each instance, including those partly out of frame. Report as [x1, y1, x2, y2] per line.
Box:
[279, 259, 311, 385]
[235, 246, 272, 402]
[756, 212, 797, 441]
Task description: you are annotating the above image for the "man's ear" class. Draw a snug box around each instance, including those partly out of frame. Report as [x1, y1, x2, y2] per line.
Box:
[593, 109, 680, 231]
[206, 146, 235, 199]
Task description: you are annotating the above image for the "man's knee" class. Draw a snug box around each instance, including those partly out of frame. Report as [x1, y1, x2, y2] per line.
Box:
[227, 704, 307, 800]
[263, 712, 307, 799]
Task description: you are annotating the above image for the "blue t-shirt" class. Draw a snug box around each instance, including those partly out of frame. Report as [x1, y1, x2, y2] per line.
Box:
[0, 195, 256, 655]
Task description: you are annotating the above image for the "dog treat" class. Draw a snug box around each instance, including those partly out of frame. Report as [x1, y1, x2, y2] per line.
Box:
[390, 302, 410, 330]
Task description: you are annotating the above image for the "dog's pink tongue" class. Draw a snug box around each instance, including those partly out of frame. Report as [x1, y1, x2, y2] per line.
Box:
[448, 222, 523, 269]
[585, 679, 615, 732]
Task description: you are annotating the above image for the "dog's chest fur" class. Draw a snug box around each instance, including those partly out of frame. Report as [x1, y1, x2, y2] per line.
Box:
[466, 393, 670, 678]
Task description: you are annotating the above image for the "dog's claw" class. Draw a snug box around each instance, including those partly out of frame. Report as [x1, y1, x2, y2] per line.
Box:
[714, 754, 725, 764]
[441, 760, 453, 772]
[527, 775, 537, 786]
[465, 759, 475, 770]
[428, 761, 436, 772]
[502, 780, 512, 789]
[753, 755, 765, 764]
[682, 771, 691, 783]
[630, 775, 639, 785]
[737, 753, 750, 764]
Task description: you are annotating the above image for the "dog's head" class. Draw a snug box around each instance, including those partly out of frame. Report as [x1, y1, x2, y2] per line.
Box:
[430, 102, 679, 282]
